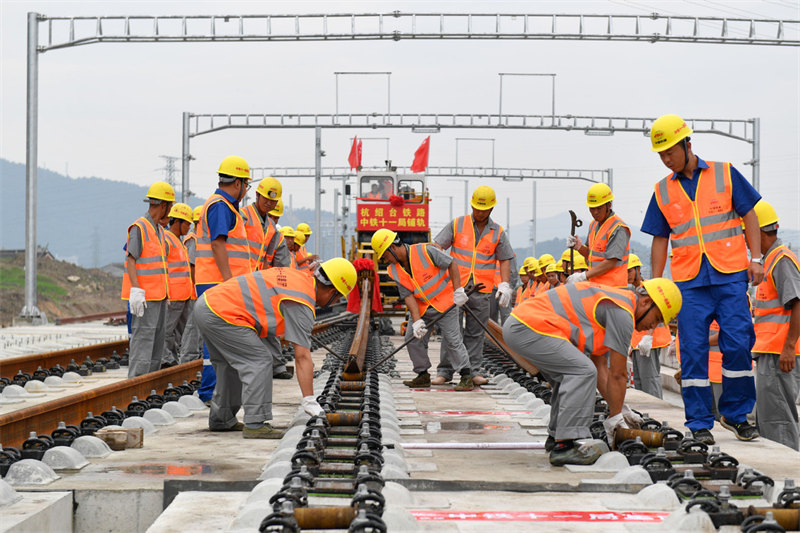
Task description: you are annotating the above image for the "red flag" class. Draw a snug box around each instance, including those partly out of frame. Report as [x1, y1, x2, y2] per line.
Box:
[410, 136, 430, 173]
[348, 136, 359, 170]
[357, 139, 363, 168]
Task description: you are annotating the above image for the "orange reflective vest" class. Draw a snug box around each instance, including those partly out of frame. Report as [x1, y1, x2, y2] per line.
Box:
[121, 217, 168, 301]
[295, 245, 313, 273]
[196, 195, 252, 285]
[514, 285, 526, 307]
[387, 244, 454, 315]
[587, 214, 630, 288]
[511, 282, 635, 357]
[164, 231, 194, 301]
[203, 267, 316, 338]
[240, 204, 266, 271]
[450, 215, 504, 293]
[631, 324, 672, 351]
[493, 264, 502, 288]
[753, 244, 800, 356]
[675, 321, 731, 383]
[654, 161, 748, 282]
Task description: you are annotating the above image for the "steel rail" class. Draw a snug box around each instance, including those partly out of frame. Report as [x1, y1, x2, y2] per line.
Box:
[0, 339, 129, 379]
[344, 277, 373, 374]
[55, 311, 127, 325]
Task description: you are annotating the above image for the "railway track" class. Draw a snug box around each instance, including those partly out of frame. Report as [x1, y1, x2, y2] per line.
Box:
[0, 339, 130, 380]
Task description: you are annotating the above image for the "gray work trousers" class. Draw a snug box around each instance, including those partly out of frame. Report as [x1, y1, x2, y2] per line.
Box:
[631, 347, 664, 399]
[193, 298, 273, 428]
[406, 306, 470, 376]
[754, 353, 800, 451]
[178, 300, 202, 363]
[437, 290, 491, 379]
[503, 316, 596, 440]
[128, 299, 167, 378]
[263, 336, 288, 375]
[163, 300, 191, 366]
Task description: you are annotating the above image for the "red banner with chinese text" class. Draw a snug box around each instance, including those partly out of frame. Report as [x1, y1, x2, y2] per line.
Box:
[356, 202, 429, 232]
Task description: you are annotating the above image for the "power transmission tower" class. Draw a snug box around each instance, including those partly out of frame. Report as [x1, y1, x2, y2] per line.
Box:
[157, 155, 180, 189]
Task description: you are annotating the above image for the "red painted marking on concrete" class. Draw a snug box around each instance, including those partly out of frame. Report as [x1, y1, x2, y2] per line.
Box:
[398, 410, 532, 415]
[410, 510, 669, 522]
[407, 388, 482, 392]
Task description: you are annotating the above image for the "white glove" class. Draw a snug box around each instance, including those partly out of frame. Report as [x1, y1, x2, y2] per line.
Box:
[453, 286, 468, 307]
[621, 404, 643, 429]
[602, 412, 629, 448]
[567, 235, 583, 249]
[412, 319, 428, 339]
[301, 396, 325, 417]
[637, 334, 653, 357]
[128, 287, 147, 317]
[566, 272, 587, 284]
[496, 281, 513, 308]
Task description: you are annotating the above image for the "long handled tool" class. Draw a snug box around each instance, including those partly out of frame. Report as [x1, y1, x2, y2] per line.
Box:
[366, 284, 483, 371]
[568, 209, 583, 276]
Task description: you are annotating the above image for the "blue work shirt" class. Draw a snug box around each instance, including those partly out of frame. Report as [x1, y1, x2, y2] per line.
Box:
[206, 189, 240, 242]
[641, 157, 761, 289]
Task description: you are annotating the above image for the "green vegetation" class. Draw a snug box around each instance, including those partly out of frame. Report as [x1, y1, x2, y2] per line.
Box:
[0, 261, 68, 299]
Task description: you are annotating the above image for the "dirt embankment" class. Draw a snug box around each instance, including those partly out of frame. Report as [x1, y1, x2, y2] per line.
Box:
[0, 254, 125, 327]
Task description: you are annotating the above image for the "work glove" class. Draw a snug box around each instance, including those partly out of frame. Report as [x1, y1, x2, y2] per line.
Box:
[602, 412, 629, 448]
[566, 272, 587, 284]
[453, 286, 469, 307]
[128, 287, 147, 317]
[567, 235, 583, 249]
[637, 334, 653, 357]
[307, 260, 321, 273]
[496, 282, 513, 308]
[301, 396, 325, 417]
[412, 319, 428, 339]
[621, 404, 643, 429]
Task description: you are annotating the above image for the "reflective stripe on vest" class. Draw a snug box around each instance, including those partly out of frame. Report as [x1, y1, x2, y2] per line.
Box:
[241, 204, 267, 270]
[510, 282, 635, 357]
[121, 217, 167, 301]
[164, 231, 194, 301]
[654, 161, 748, 282]
[587, 214, 630, 288]
[450, 215, 503, 293]
[753, 245, 800, 355]
[196, 195, 252, 284]
[387, 244, 454, 315]
[203, 267, 316, 338]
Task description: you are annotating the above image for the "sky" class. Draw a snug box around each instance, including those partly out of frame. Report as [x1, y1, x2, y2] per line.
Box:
[1, 0, 799, 247]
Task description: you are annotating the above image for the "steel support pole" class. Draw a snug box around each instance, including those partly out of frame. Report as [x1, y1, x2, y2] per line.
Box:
[752, 117, 760, 190]
[506, 197, 510, 237]
[531, 181, 537, 257]
[314, 127, 322, 255]
[464, 181, 469, 214]
[333, 190, 339, 258]
[607, 168, 613, 190]
[22, 12, 44, 322]
[181, 112, 190, 202]
[449, 196, 453, 222]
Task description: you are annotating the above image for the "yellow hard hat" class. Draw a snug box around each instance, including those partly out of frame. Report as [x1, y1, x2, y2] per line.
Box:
[518, 266, 528, 276]
[371, 228, 398, 260]
[269, 199, 284, 217]
[279, 226, 295, 238]
[586, 183, 614, 208]
[523, 257, 537, 270]
[218, 155, 251, 180]
[538, 254, 555, 269]
[546, 262, 564, 274]
[168, 203, 193, 223]
[650, 114, 693, 153]
[561, 249, 573, 262]
[753, 200, 779, 229]
[470, 185, 497, 210]
[319, 257, 357, 297]
[297, 222, 312, 236]
[256, 177, 282, 200]
[294, 231, 307, 245]
[573, 254, 588, 270]
[145, 181, 175, 203]
[525, 258, 542, 277]
[192, 205, 203, 223]
[642, 278, 683, 324]
[628, 253, 642, 269]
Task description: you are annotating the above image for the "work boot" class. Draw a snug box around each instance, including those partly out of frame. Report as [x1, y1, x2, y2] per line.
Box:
[402, 372, 430, 388]
[274, 370, 294, 380]
[544, 435, 555, 453]
[720, 417, 759, 441]
[242, 423, 284, 439]
[549, 440, 603, 466]
[209, 421, 244, 432]
[430, 375, 450, 385]
[691, 428, 716, 445]
[472, 375, 489, 386]
[454, 375, 474, 391]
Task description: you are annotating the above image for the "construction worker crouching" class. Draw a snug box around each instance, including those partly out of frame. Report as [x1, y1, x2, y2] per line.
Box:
[161, 203, 195, 368]
[567, 183, 631, 288]
[434, 185, 515, 386]
[121, 181, 175, 377]
[178, 205, 205, 363]
[194, 258, 357, 438]
[503, 278, 682, 466]
[750, 200, 800, 450]
[643, 114, 763, 444]
[372, 229, 475, 391]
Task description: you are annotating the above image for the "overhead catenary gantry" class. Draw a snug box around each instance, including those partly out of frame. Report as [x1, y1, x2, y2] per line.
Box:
[21, 11, 798, 321]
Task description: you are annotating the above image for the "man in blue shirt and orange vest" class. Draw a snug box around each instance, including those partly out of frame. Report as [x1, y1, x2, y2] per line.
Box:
[371, 229, 474, 391]
[642, 114, 763, 444]
[161, 203, 195, 367]
[122, 181, 174, 377]
[195, 156, 255, 403]
[434, 185, 514, 386]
